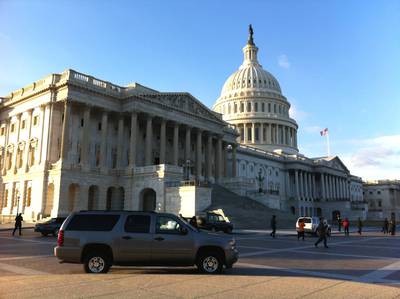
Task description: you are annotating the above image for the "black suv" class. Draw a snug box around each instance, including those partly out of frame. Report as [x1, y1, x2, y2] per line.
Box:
[35, 217, 66, 236]
[195, 212, 233, 233]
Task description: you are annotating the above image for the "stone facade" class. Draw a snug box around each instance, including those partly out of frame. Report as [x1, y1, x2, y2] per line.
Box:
[0, 70, 237, 222]
[364, 180, 400, 220]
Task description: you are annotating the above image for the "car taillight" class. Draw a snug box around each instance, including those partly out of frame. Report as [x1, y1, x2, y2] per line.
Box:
[57, 229, 64, 247]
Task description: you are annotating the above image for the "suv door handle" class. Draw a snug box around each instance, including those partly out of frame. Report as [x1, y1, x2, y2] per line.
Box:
[154, 237, 164, 241]
[122, 236, 132, 240]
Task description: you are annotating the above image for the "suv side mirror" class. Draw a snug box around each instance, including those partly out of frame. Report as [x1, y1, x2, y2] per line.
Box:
[180, 227, 188, 235]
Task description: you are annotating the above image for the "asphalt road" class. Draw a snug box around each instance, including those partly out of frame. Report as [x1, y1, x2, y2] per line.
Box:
[1, 228, 400, 298]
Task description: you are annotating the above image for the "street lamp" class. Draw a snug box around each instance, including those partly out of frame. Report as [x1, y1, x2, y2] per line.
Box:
[184, 159, 193, 181]
[16, 195, 21, 216]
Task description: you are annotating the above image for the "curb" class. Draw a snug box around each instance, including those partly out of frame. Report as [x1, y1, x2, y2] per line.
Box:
[0, 226, 35, 232]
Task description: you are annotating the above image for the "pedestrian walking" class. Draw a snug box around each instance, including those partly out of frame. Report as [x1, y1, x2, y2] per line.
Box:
[383, 218, 389, 234]
[270, 215, 277, 238]
[343, 217, 350, 236]
[337, 215, 342, 232]
[357, 217, 363, 235]
[12, 213, 23, 236]
[297, 218, 305, 241]
[314, 217, 329, 248]
[390, 214, 396, 236]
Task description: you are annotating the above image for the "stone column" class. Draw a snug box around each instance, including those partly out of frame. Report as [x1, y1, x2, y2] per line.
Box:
[304, 172, 309, 200]
[294, 131, 298, 148]
[145, 115, 153, 165]
[160, 119, 167, 164]
[206, 134, 212, 180]
[99, 111, 108, 169]
[195, 129, 202, 179]
[1, 119, 10, 173]
[295, 170, 300, 200]
[23, 110, 34, 171]
[12, 114, 22, 172]
[251, 123, 255, 143]
[243, 123, 247, 143]
[215, 137, 222, 182]
[284, 126, 288, 145]
[232, 144, 237, 177]
[81, 106, 91, 166]
[275, 125, 279, 144]
[185, 126, 191, 163]
[334, 176, 338, 200]
[312, 174, 316, 200]
[60, 102, 71, 162]
[299, 171, 303, 200]
[269, 123, 272, 143]
[128, 112, 137, 167]
[116, 116, 124, 168]
[173, 123, 179, 165]
[223, 143, 228, 177]
[260, 123, 264, 144]
[37, 105, 46, 165]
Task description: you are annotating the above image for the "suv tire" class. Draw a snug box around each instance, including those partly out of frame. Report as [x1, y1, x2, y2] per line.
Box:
[197, 251, 223, 274]
[83, 252, 111, 274]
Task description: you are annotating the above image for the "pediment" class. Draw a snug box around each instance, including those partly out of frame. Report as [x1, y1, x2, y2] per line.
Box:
[327, 157, 349, 173]
[139, 93, 224, 123]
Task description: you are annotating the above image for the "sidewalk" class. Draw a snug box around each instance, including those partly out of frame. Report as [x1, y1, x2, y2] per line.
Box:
[0, 222, 36, 231]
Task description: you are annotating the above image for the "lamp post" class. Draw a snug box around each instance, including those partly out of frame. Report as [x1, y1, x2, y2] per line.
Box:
[184, 159, 193, 181]
[16, 195, 21, 216]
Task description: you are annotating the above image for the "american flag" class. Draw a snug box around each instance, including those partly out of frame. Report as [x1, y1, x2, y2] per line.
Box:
[320, 128, 328, 136]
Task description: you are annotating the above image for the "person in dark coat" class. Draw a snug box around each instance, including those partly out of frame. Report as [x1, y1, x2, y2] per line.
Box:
[12, 213, 23, 236]
[343, 217, 350, 236]
[314, 218, 329, 248]
[390, 215, 396, 235]
[337, 216, 342, 232]
[383, 218, 389, 234]
[270, 215, 277, 238]
[357, 217, 363, 235]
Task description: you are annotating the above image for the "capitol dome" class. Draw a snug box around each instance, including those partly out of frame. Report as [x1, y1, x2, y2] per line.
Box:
[213, 25, 298, 154]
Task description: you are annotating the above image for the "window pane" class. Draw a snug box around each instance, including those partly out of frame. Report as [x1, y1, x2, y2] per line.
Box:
[156, 216, 181, 234]
[66, 214, 120, 231]
[125, 215, 151, 233]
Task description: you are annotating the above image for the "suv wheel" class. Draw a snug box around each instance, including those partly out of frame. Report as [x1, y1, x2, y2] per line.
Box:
[197, 252, 223, 274]
[84, 253, 111, 274]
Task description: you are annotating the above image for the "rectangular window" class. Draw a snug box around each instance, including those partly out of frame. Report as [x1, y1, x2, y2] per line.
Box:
[66, 214, 120, 231]
[33, 116, 39, 126]
[255, 103, 258, 112]
[262, 103, 265, 112]
[21, 120, 26, 129]
[125, 215, 151, 233]
[98, 122, 102, 131]
[3, 187, 8, 207]
[0, 127, 4, 136]
[274, 104, 277, 113]
[255, 127, 259, 141]
[234, 103, 237, 113]
[240, 128, 244, 141]
[240, 103, 244, 113]
[268, 103, 271, 113]
[247, 102, 251, 112]
[10, 124, 15, 133]
[26, 185, 32, 207]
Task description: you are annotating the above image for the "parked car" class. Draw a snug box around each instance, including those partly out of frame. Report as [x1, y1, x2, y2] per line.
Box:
[54, 211, 238, 274]
[35, 217, 67, 237]
[296, 217, 331, 236]
[195, 212, 233, 233]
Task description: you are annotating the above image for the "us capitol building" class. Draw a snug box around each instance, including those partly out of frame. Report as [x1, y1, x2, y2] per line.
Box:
[0, 27, 366, 223]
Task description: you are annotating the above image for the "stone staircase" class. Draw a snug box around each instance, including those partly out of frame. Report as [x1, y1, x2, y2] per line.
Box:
[208, 184, 297, 229]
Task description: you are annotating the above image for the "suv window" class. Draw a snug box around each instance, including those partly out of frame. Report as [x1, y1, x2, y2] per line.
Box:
[303, 218, 312, 223]
[66, 214, 120, 231]
[156, 216, 181, 234]
[124, 215, 150, 233]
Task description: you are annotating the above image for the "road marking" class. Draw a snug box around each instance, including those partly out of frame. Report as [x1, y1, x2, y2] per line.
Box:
[0, 262, 49, 275]
[360, 260, 400, 282]
[239, 236, 391, 257]
[236, 262, 400, 285]
[335, 243, 400, 251]
[299, 250, 397, 260]
[0, 255, 52, 261]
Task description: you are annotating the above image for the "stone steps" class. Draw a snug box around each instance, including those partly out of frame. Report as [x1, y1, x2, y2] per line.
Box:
[208, 184, 297, 229]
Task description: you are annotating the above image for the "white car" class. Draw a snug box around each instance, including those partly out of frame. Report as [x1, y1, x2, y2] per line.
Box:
[296, 217, 331, 236]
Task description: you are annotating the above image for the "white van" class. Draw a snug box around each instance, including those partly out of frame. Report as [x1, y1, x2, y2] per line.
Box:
[296, 217, 331, 236]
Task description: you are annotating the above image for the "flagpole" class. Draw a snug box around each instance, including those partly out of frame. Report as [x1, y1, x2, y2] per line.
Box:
[326, 133, 331, 157]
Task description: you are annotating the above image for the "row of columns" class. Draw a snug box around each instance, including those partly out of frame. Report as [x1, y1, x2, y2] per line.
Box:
[60, 102, 238, 182]
[294, 170, 316, 201]
[320, 173, 349, 201]
[238, 122, 297, 148]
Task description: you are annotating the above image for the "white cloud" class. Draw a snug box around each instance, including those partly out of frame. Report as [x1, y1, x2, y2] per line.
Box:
[339, 135, 400, 180]
[278, 54, 291, 69]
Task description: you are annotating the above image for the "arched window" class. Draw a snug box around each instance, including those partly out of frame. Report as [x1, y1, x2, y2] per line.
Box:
[234, 103, 237, 113]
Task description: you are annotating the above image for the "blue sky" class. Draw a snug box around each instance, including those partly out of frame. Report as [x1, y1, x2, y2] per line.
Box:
[1, 0, 399, 180]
